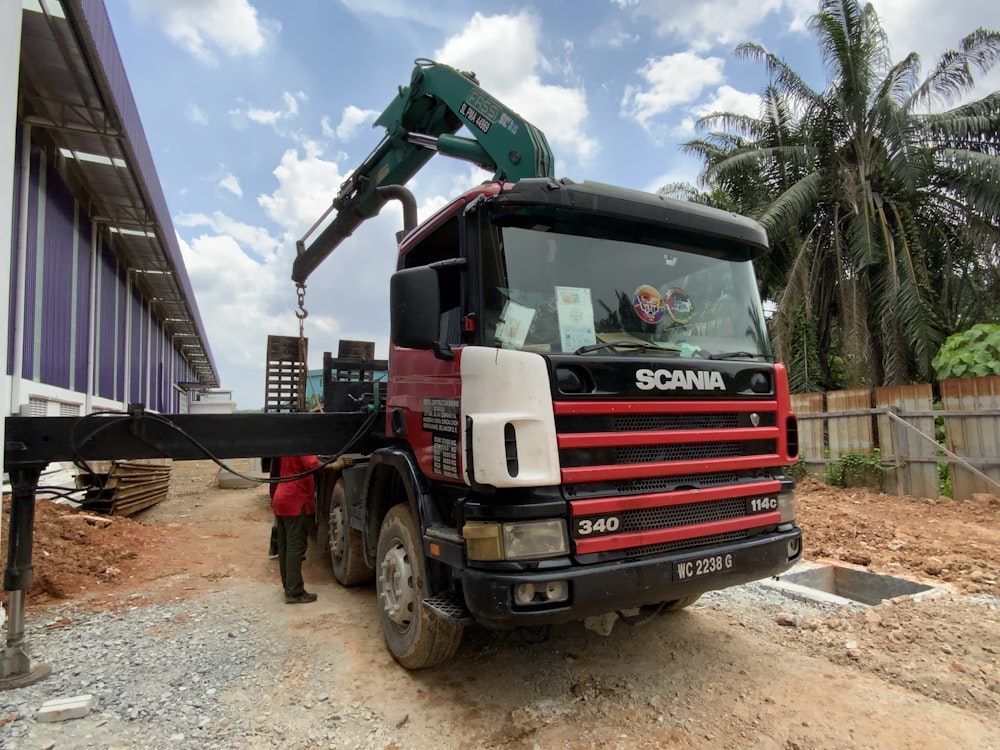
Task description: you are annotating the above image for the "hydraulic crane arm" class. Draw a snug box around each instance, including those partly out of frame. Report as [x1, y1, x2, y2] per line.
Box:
[292, 59, 554, 283]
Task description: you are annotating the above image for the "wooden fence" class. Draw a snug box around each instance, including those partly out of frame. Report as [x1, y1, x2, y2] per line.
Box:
[790, 375, 1000, 501]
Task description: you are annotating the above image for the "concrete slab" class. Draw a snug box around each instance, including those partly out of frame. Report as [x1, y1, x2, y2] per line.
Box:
[761, 560, 946, 608]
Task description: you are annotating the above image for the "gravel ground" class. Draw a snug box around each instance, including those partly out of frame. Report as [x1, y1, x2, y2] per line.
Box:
[1, 579, 853, 750]
[0, 583, 398, 750]
[3, 462, 998, 749]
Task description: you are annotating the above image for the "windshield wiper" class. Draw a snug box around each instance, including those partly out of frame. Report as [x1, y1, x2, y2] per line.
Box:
[575, 341, 680, 355]
[706, 351, 763, 360]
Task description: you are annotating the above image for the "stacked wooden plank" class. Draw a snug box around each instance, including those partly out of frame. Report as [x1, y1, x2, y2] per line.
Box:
[77, 459, 172, 516]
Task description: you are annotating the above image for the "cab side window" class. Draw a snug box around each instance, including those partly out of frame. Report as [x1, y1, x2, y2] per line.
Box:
[400, 216, 462, 345]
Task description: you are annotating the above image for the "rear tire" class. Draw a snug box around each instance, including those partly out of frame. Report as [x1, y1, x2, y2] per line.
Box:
[329, 478, 373, 586]
[375, 503, 463, 669]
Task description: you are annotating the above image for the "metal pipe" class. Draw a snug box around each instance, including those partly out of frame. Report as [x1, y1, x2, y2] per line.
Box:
[376, 185, 418, 235]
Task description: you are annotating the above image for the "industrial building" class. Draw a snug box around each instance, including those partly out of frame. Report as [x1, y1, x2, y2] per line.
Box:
[2, 0, 218, 432]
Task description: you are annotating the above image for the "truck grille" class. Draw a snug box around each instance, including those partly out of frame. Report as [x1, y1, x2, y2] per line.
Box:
[621, 497, 748, 532]
[554, 398, 785, 559]
[624, 530, 751, 559]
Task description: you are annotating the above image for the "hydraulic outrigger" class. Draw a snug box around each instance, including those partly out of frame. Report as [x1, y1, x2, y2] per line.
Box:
[2, 408, 379, 686]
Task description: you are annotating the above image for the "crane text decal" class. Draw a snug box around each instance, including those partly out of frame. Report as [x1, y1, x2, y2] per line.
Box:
[461, 90, 520, 136]
[635, 368, 725, 391]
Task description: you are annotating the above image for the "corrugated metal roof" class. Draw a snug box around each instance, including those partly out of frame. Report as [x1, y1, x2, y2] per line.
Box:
[18, 0, 219, 387]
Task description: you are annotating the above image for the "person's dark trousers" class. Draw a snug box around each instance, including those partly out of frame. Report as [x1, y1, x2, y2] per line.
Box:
[276, 511, 309, 597]
[268, 518, 279, 556]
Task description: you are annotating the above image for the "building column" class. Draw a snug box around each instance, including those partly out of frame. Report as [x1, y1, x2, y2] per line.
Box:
[1, 2, 24, 429]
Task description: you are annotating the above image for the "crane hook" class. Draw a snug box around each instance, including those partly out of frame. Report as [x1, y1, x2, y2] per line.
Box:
[295, 282, 308, 321]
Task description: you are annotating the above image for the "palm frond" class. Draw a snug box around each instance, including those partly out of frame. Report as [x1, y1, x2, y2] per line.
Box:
[908, 29, 1000, 110]
[756, 171, 823, 233]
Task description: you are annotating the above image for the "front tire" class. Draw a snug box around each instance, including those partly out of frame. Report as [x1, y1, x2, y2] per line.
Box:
[329, 479, 373, 586]
[375, 503, 463, 669]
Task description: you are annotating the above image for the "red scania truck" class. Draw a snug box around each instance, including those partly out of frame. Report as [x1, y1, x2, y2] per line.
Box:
[298, 60, 802, 668]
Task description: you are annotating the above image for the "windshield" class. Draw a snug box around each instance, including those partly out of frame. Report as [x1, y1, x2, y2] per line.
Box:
[480, 224, 771, 360]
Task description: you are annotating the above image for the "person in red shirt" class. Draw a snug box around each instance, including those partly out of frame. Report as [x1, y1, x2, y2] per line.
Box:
[271, 454, 322, 603]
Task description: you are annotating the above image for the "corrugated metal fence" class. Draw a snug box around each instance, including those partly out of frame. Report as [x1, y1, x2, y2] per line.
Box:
[790, 375, 1000, 500]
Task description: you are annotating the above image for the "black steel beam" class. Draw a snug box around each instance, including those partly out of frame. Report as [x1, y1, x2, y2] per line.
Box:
[4, 410, 386, 468]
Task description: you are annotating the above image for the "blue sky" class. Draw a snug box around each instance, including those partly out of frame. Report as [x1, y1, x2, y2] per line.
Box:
[103, 0, 1000, 409]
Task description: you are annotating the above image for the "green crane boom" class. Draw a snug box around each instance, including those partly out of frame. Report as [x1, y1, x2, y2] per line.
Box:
[292, 59, 555, 283]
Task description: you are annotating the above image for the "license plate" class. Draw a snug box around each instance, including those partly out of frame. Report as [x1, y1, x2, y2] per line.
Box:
[674, 552, 734, 581]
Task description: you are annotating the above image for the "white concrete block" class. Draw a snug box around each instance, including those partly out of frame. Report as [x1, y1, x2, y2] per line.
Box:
[35, 694, 97, 723]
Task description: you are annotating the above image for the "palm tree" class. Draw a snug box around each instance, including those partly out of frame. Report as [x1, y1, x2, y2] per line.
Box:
[683, 0, 1000, 390]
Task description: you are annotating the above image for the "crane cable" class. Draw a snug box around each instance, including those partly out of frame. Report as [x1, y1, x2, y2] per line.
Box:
[295, 281, 308, 411]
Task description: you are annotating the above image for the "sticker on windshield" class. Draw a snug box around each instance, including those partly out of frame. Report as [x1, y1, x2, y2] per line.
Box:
[632, 285, 666, 324]
[665, 287, 693, 325]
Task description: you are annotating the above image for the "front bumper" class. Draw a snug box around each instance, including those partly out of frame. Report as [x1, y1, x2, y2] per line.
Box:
[461, 525, 802, 629]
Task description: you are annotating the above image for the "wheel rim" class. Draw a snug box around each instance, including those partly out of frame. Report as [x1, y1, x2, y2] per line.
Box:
[379, 539, 416, 631]
[329, 502, 346, 563]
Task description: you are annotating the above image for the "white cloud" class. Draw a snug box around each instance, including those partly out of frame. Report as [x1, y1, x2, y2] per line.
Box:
[257, 144, 346, 232]
[178, 233, 296, 406]
[335, 105, 379, 141]
[435, 12, 599, 168]
[185, 103, 208, 125]
[867, 0, 1000, 103]
[217, 173, 243, 198]
[695, 85, 762, 119]
[612, 0, 806, 52]
[176, 141, 422, 407]
[127, 0, 277, 65]
[321, 116, 335, 139]
[236, 91, 307, 127]
[596, 28, 640, 49]
[337, 0, 457, 30]
[621, 52, 726, 131]
[670, 82, 761, 138]
[175, 211, 278, 258]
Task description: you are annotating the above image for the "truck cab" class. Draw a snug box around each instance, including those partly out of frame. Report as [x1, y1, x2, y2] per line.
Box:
[333, 177, 801, 668]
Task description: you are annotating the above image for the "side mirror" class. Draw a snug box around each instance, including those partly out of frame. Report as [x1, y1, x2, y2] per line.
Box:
[390, 265, 441, 351]
[390, 258, 467, 360]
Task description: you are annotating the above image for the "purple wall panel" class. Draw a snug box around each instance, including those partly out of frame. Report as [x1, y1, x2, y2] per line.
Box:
[97, 241, 118, 399]
[19, 146, 41, 380]
[39, 160, 76, 388]
[74, 213, 93, 390]
[116, 263, 127, 399]
[129, 285, 142, 399]
[154, 327, 165, 411]
[140, 300, 149, 404]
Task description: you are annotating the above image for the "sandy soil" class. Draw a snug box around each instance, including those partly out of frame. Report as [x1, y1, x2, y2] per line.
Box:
[4, 460, 999, 749]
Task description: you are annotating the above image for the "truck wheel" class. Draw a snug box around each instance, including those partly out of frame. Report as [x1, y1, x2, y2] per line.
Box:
[329, 479, 373, 586]
[663, 594, 702, 611]
[376, 503, 463, 669]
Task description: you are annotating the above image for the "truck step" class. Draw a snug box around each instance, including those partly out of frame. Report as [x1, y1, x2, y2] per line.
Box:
[422, 593, 471, 625]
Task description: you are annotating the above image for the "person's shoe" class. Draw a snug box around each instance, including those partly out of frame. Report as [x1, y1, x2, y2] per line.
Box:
[285, 591, 318, 604]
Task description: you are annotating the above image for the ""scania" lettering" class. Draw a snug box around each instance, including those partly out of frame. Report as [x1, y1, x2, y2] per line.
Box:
[635, 368, 725, 391]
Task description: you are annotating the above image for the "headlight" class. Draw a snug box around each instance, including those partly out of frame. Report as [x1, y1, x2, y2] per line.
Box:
[777, 489, 795, 523]
[463, 519, 568, 561]
[503, 519, 568, 560]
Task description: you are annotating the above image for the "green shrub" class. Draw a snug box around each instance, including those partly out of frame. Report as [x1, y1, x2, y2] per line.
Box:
[932, 323, 1000, 380]
[825, 450, 884, 489]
